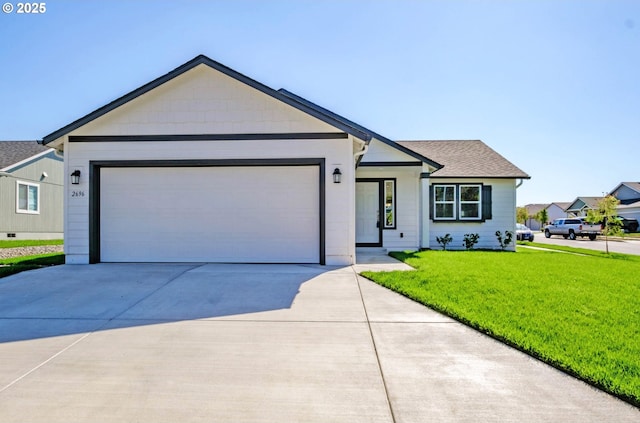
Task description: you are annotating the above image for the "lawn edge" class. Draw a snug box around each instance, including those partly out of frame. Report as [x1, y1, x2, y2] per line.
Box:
[358, 271, 640, 409]
[0, 253, 65, 279]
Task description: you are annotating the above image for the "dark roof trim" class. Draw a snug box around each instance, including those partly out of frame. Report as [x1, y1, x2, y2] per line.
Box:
[69, 133, 348, 143]
[278, 89, 443, 170]
[358, 161, 423, 167]
[42, 55, 372, 145]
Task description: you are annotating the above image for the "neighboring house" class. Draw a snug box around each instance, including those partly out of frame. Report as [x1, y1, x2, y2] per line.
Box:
[523, 203, 547, 230]
[523, 202, 570, 230]
[565, 197, 603, 217]
[547, 202, 572, 224]
[40, 55, 529, 265]
[609, 182, 640, 221]
[0, 141, 63, 239]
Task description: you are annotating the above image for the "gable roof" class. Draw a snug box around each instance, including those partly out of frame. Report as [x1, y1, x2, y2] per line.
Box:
[550, 202, 572, 210]
[0, 141, 51, 170]
[41, 55, 377, 145]
[565, 197, 603, 212]
[278, 89, 442, 169]
[396, 140, 530, 179]
[524, 203, 549, 215]
[610, 182, 640, 196]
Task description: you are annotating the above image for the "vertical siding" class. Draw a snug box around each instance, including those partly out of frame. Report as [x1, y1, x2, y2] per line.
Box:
[0, 153, 64, 238]
[428, 179, 517, 251]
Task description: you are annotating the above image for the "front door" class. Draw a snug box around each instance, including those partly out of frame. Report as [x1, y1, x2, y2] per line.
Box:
[356, 181, 382, 246]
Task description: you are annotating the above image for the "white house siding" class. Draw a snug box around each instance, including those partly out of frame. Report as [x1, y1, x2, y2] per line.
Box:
[355, 167, 421, 251]
[360, 139, 417, 163]
[617, 204, 640, 222]
[59, 64, 355, 265]
[64, 138, 353, 265]
[428, 178, 517, 251]
[76, 64, 337, 137]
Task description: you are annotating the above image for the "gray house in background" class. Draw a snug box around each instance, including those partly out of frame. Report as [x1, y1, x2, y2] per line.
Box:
[610, 182, 640, 222]
[0, 141, 64, 239]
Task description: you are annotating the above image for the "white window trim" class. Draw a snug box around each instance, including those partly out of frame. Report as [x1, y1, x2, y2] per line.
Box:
[16, 180, 40, 215]
[434, 184, 457, 220]
[459, 184, 482, 220]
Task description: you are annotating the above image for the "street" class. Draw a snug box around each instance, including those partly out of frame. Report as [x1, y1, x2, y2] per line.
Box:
[528, 233, 640, 256]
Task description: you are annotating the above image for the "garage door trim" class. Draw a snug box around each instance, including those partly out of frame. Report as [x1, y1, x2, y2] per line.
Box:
[89, 158, 326, 264]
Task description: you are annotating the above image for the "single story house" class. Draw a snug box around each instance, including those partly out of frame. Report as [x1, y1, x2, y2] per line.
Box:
[523, 202, 570, 230]
[565, 197, 603, 217]
[40, 55, 529, 265]
[609, 182, 640, 222]
[0, 141, 64, 239]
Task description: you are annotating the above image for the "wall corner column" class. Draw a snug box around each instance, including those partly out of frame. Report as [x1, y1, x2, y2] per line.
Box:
[420, 173, 431, 249]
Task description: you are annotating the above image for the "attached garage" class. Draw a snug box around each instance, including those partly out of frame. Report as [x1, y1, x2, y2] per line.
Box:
[93, 159, 324, 264]
[41, 55, 367, 265]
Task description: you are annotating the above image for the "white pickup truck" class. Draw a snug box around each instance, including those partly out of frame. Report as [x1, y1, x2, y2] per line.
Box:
[544, 218, 601, 241]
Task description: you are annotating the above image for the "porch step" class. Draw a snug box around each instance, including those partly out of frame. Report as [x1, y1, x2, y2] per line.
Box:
[356, 247, 388, 254]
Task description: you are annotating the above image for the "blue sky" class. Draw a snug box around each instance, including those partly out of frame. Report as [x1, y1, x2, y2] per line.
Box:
[1, 0, 638, 206]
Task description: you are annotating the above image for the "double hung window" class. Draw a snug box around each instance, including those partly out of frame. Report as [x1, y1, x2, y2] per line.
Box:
[433, 184, 484, 221]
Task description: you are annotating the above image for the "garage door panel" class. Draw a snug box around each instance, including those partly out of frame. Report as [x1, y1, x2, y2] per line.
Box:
[100, 166, 319, 263]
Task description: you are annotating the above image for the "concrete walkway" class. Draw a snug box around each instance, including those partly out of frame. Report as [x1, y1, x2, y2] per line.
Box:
[0, 260, 637, 422]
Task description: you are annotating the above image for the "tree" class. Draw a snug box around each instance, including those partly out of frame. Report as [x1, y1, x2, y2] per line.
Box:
[516, 207, 528, 224]
[536, 208, 549, 230]
[585, 195, 622, 254]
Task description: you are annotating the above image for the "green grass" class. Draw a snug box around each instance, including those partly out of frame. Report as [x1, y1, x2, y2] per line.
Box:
[0, 253, 65, 278]
[518, 241, 640, 261]
[0, 239, 63, 248]
[361, 249, 640, 406]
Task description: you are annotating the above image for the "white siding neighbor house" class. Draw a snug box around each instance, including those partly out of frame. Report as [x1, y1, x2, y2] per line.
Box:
[40, 55, 529, 264]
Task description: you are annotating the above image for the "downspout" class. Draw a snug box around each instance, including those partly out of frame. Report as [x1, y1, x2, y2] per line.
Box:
[353, 139, 368, 164]
[516, 178, 524, 189]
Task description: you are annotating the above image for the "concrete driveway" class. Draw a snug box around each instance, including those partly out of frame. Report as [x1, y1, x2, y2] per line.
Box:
[0, 262, 637, 422]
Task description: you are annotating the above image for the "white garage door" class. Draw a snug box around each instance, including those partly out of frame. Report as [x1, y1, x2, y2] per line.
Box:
[99, 166, 320, 263]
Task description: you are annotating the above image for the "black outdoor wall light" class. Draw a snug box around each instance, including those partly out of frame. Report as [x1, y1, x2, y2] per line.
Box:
[332, 168, 342, 183]
[70, 169, 81, 185]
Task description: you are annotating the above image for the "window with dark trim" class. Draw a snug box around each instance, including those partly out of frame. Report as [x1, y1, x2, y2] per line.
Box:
[459, 185, 481, 220]
[431, 183, 491, 222]
[434, 185, 456, 220]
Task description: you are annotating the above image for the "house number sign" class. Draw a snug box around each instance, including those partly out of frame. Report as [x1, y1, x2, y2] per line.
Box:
[71, 190, 86, 198]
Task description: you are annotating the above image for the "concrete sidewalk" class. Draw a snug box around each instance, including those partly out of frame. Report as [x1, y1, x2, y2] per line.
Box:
[0, 262, 637, 422]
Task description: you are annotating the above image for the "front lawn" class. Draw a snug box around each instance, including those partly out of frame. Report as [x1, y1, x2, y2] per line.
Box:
[0, 248, 65, 279]
[0, 239, 63, 248]
[361, 248, 640, 406]
[0, 239, 64, 278]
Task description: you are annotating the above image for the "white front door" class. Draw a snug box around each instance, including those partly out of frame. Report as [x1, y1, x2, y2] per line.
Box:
[356, 181, 381, 246]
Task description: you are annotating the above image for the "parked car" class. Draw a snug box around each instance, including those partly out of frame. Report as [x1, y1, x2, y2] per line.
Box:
[516, 224, 535, 241]
[544, 218, 601, 241]
[615, 217, 639, 233]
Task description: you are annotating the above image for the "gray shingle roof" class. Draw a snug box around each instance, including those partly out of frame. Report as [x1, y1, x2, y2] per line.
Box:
[0, 141, 50, 169]
[524, 203, 549, 215]
[566, 197, 604, 211]
[396, 140, 530, 179]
